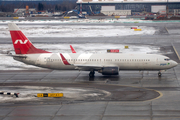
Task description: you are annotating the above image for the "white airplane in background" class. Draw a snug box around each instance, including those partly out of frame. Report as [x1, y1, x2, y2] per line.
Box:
[8, 23, 178, 77]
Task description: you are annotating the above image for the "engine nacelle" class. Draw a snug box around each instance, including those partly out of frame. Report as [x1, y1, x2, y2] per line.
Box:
[98, 67, 119, 75]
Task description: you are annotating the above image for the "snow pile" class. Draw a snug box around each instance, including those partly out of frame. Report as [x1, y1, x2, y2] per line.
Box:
[0, 86, 110, 102]
[0, 19, 147, 24]
[0, 24, 156, 38]
[0, 21, 158, 70]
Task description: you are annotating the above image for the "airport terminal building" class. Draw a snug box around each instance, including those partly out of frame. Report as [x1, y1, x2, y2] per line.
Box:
[76, 0, 180, 15]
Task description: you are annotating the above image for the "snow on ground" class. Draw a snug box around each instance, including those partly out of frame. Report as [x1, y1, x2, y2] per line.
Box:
[0, 43, 159, 70]
[0, 24, 156, 38]
[0, 20, 158, 70]
[0, 19, 146, 25]
[0, 86, 110, 102]
[0, 54, 42, 70]
[1, 18, 179, 25]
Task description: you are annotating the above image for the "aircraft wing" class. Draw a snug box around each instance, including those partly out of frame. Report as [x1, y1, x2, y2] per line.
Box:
[73, 64, 103, 70]
[73, 64, 118, 71]
[60, 53, 118, 71]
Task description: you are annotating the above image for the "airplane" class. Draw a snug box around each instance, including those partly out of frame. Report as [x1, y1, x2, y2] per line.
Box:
[8, 23, 178, 78]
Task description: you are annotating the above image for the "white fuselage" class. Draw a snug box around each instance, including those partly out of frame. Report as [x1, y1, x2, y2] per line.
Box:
[14, 53, 178, 71]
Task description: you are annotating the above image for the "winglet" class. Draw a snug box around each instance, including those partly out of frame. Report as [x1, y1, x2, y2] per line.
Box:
[8, 23, 50, 54]
[70, 45, 76, 53]
[60, 53, 71, 65]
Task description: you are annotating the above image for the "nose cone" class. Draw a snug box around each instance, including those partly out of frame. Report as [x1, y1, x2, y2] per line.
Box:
[171, 61, 178, 67]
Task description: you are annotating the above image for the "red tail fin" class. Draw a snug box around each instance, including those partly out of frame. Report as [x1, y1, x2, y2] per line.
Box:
[8, 23, 50, 54]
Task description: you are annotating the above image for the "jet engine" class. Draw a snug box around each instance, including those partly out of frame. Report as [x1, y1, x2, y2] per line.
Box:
[98, 67, 119, 75]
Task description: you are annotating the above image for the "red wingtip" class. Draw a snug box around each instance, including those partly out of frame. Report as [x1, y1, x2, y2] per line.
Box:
[70, 45, 76, 53]
[60, 53, 71, 65]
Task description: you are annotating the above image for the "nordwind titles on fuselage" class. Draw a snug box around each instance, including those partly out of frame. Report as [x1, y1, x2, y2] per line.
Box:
[8, 23, 178, 77]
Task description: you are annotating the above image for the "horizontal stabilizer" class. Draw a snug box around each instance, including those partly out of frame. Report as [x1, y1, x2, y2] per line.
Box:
[8, 54, 27, 58]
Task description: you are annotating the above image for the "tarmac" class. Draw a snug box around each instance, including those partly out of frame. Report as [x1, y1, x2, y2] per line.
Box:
[0, 22, 180, 120]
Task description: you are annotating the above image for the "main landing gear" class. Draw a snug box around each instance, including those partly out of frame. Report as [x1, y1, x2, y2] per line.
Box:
[89, 71, 95, 77]
[158, 71, 162, 77]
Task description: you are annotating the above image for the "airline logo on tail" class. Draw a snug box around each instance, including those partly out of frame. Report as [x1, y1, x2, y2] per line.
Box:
[9, 23, 51, 54]
[14, 40, 29, 44]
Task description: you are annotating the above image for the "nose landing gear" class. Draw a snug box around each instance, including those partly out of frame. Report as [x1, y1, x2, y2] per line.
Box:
[89, 71, 95, 77]
[158, 72, 162, 77]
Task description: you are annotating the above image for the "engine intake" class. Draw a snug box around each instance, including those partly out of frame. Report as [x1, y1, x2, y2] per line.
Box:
[98, 67, 119, 75]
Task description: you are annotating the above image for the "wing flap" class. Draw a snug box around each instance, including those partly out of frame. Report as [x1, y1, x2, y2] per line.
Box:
[73, 64, 118, 71]
[73, 64, 103, 70]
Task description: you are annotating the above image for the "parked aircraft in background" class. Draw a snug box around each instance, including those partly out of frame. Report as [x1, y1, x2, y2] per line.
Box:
[8, 23, 178, 77]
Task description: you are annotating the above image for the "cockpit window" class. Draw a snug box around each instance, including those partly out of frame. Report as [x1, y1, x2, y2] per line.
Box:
[164, 58, 170, 61]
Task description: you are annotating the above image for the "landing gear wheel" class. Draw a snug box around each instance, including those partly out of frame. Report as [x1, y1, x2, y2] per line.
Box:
[89, 73, 94, 77]
[158, 72, 162, 77]
[89, 71, 95, 77]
